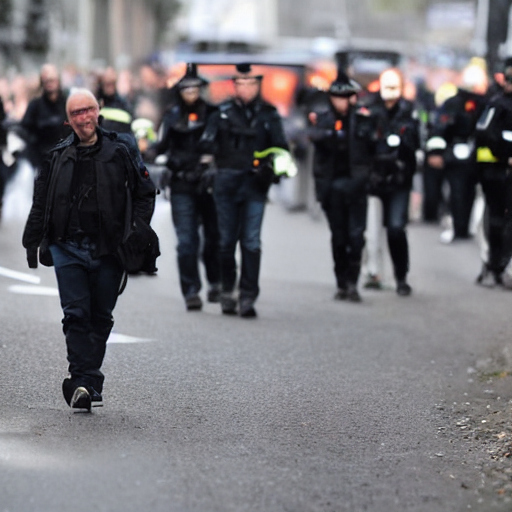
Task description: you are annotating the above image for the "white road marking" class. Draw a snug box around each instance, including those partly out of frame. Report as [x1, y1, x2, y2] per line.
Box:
[108, 332, 153, 344]
[9, 284, 58, 296]
[0, 267, 41, 284]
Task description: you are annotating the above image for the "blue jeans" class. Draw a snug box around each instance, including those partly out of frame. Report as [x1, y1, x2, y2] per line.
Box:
[170, 191, 220, 298]
[373, 187, 410, 280]
[50, 240, 124, 393]
[214, 169, 266, 301]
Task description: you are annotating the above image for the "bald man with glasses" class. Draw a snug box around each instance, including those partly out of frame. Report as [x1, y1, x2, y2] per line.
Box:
[23, 88, 157, 411]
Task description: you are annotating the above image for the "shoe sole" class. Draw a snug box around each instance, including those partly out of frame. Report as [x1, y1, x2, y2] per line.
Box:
[71, 387, 92, 412]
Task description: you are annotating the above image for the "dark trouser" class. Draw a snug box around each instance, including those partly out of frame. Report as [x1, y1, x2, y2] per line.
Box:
[445, 162, 477, 238]
[170, 190, 220, 298]
[422, 164, 447, 222]
[479, 164, 508, 275]
[321, 178, 367, 289]
[374, 187, 410, 281]
[214, 169, 266, 302]
[50, 241, 124, 393]
[501, 170, 512, 267]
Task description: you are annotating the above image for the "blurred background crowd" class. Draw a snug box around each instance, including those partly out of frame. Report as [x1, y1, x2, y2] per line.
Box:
[0, 0, 510, 219]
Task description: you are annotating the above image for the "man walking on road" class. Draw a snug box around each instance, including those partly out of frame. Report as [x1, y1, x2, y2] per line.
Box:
[22, 88, 156, 411]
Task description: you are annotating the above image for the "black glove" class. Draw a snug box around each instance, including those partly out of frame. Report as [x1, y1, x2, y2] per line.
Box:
[26, 247, 38, 269]
[253, 164, 275, 194]
[199, 166, 217, 194]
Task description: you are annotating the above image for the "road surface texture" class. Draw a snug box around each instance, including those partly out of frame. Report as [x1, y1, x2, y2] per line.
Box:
[1, 165, 512, 512]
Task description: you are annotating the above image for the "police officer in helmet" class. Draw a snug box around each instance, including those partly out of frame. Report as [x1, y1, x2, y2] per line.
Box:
[155, 63, 220, 310]
[307, 68, 375, 302]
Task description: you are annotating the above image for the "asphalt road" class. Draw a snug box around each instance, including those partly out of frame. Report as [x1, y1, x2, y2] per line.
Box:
[1, 165, 512, 512]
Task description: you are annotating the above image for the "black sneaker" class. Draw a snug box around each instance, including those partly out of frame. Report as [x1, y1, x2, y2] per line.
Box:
[89, 388, 103, 408]
[62, 377, 75, 407]
[239, 298, 257, 318]
[476, 264, 493, 286]
[334, 288, 347, 300]
[396, 280, 412, 297]
[185, 294, 203, 311]
[346, 284, 362, 303]
[70, 386, 92, 411]
[207, 285, 221, 303]
[221, 293, 237, 315]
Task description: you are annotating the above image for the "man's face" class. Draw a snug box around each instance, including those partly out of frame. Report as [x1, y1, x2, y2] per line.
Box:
[67, 94, 99, 144]
[41, 68, 60, 95]
[330, 95, 351, 114]
[234, 77, 260, 104]
[380, 70, 402, 103]
[180, 86, 200, 105]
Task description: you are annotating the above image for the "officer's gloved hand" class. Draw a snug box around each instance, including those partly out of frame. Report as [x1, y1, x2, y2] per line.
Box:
[26, 247, 38, 269]
[198, 165, 217, 194]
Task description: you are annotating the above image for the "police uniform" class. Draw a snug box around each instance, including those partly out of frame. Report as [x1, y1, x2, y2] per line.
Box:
[200, 63, 289, 317]
[307, 70, 375, 302]
[475, 60, 512, 284]
[155, 63, 220, 310]
[426, 87, 486, 240]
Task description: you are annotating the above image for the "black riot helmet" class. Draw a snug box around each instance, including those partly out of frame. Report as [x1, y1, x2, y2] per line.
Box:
[176, 63, 208, 89]
[328, 68, 361, 97]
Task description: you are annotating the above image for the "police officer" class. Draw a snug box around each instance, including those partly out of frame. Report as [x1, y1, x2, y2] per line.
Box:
[474, 57, 512, 285]
[307, 69, 375, 302]
[21, 63, 71, 170]
[366, 68, 420, 296]
[200, 63, 289, 318]
[155, 63, 220, 310]
[425, 63, 487, 242]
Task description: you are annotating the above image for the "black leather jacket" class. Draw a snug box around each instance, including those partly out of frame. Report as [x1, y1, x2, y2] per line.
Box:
[23, 128, 156, 260]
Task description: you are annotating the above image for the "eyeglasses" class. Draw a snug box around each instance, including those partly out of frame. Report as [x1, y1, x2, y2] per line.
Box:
[69, 106, 97, 118]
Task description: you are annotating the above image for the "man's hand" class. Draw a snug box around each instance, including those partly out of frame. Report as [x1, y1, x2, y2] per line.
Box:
[26, 247, 38, 269]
